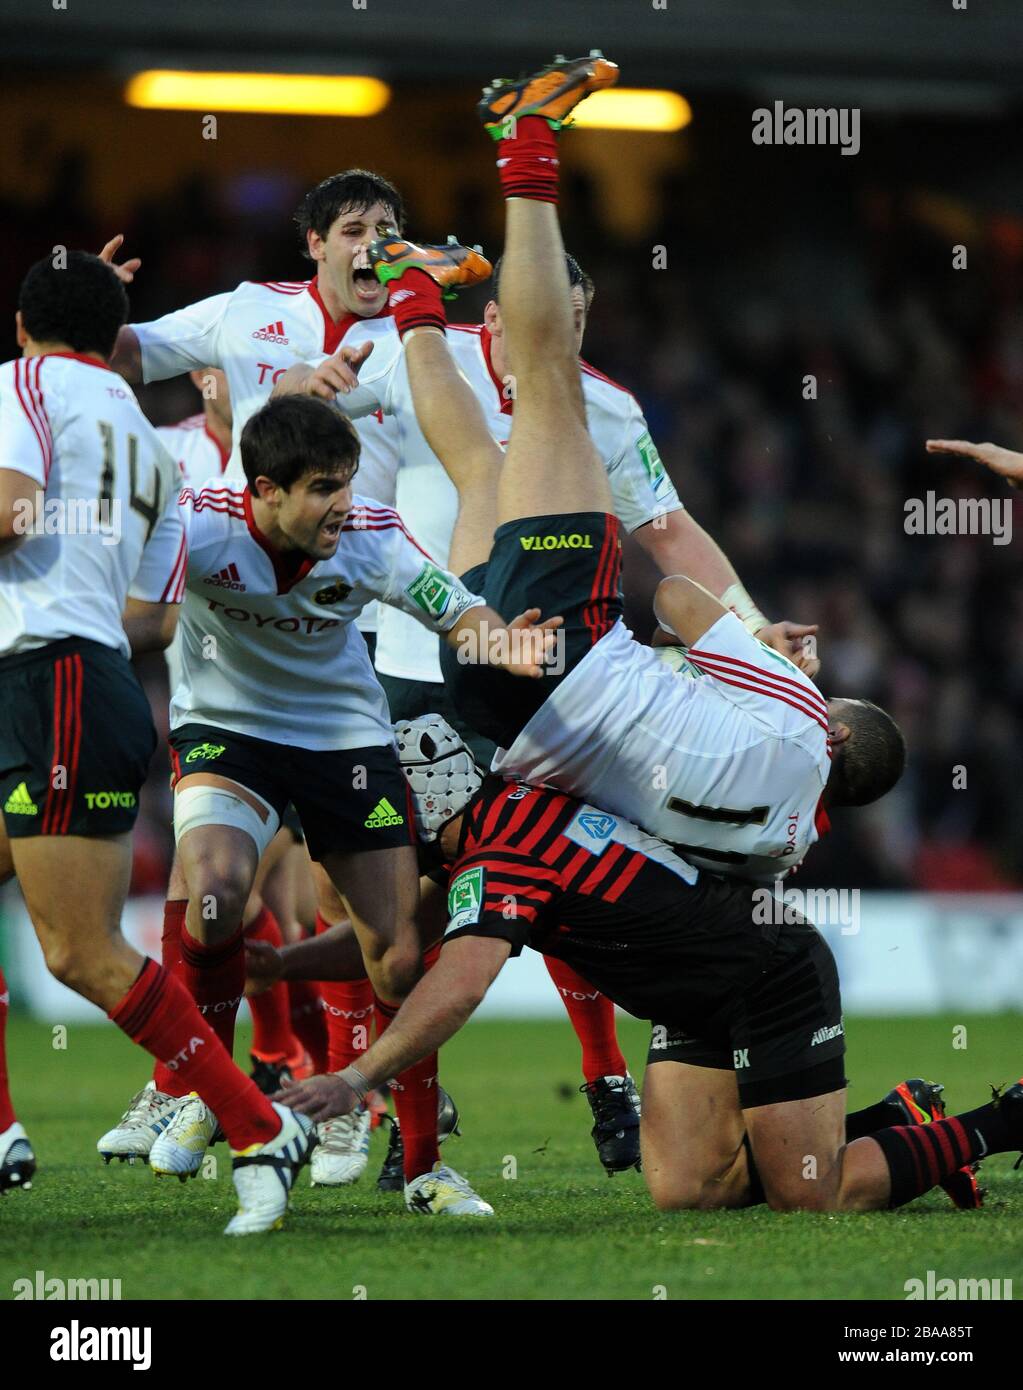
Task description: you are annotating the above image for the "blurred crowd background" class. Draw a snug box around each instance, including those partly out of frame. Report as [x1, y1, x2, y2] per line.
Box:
[2, 22, 1023, 895]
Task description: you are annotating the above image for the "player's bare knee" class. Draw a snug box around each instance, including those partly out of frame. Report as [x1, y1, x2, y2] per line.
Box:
[374, 944, 423, 1001]
[189, 866, 250, 934]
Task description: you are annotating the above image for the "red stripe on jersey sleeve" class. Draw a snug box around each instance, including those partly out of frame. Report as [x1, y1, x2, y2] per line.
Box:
[686, 657, 829, 732]
[687, 646, 829, 722]
[160, 531, 189, 602]
[13, 358, 51, 483]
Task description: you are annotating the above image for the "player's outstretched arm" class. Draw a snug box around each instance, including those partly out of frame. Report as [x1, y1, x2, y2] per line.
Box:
[447, 603, 564, 679]
[97, 237, 143, 381]
[271, 343, 375, 405]
[273, 935, 511, 1123]
[639, 511, 820, 676]
[926, 437, 1023, 487]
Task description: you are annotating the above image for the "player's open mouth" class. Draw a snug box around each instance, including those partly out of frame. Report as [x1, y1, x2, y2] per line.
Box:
[352, 268, 382, 302]
[351, 251, 382, 302]
[321, 519, 342, 540]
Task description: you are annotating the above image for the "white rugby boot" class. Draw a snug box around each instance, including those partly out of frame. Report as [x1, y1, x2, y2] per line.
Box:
[224, 1103, 317, 1235]
[404, 1162, 494, 1216]
[310, 1105, 371, 1187]
[149, 1093, 218, 1180]
[97, 1081, 182, 1164]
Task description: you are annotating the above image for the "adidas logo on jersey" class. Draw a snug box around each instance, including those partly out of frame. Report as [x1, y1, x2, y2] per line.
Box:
[204, 563, 246, 591]
[365, 797, 404, 829]
[251, 320, 289, 344]
[3, 781, 38, 815]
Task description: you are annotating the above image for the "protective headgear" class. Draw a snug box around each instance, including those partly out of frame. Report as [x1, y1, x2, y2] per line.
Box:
[394, 714, 484, 842]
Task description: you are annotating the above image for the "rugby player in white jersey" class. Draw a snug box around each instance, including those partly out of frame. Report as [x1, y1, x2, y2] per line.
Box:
[276, 248, 821, 1176]
[96, 371, 320, 1170]
[274, 56, 996, 1219]
[348, 62, 904, 891]
[0, 252, 317, 1233]
[119, 387, 557, 1214]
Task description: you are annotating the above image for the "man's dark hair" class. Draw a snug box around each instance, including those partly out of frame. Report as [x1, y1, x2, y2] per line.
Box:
[491, 251, 595, 309]
[18, 251, 128, 358]
[240, 395, 360, 492]
[827, 698, 907, 807]
[295, 169, 405, 258]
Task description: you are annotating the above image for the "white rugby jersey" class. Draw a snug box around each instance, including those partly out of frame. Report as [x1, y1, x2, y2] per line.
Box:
[164, 480, 484, 749]
[132, 278, 402, 635]
[158, 414, 228, 694]
[335, 323, 684, 682]
[157, 413, 229, 488]
[491, 613, 832, 882]
[0, 354, 185, 659]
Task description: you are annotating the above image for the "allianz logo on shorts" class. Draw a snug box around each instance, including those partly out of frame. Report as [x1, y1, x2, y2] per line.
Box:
[519, 534, 593, 551]
[185, 743, 227, 764]
[84, 792, 137, 810]
[365, 797, 404, 829]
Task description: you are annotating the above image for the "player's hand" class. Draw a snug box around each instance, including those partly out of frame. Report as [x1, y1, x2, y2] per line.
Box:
[302, 342, 375, 400]
[500, 609, 565, 679]
[244, 938, 283, 997]
[98, 234, 141, 285]
[273, 1073, 360, 1123]
[755, 621, 820, 679]
[926, 438, 1023, 488]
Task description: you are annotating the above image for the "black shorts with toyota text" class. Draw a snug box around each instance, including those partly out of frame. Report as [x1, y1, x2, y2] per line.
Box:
[169, 724, 415, 862]
[439, 511, 623, 750]
[0, 637, 156, 838]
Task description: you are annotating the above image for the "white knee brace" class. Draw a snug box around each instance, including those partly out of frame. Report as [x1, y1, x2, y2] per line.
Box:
[173, 784, 281, 858]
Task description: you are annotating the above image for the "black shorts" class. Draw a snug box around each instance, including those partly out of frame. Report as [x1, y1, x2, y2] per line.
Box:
[168, 724, 415, 862]
[439, 511, 623, 749]
[0, 637, 156, 839]
[646, 915, 847, 1108]
[378, 672, 497, 769]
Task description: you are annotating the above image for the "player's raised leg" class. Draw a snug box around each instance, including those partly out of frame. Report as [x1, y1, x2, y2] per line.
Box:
[478, 54, 618, 523]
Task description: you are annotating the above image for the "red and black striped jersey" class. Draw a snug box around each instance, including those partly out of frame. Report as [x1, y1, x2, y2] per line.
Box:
[445, 777, 768, 1022]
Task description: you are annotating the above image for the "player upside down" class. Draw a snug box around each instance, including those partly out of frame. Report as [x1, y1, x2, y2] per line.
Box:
[265, 53, 1023, 1214]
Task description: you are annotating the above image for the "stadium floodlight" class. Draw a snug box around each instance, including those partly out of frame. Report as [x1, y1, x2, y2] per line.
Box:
[568, 88, 691, 132]
[125, 71, 391, 117]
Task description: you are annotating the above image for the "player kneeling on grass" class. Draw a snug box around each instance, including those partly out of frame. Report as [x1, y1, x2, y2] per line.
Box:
[271, 715, 1020, 1216]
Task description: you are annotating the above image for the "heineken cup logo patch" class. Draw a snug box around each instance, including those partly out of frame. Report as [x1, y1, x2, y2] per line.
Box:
[636, 431, 666, 487]
[406, 562, 455, 619]
[448, 866, 485, 931]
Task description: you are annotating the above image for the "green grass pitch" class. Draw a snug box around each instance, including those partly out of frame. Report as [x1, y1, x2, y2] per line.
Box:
[1, 1012, 1021, 1301]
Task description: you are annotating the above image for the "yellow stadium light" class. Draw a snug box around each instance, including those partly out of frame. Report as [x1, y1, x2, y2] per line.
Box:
[568, 89, 691, 133]
[125, 70, 391, 118]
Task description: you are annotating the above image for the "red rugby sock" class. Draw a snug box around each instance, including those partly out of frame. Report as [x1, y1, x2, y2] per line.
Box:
[545, 955, 627, 1082]
[495, 115, 560, 202]
[153, 921, 244, 1096]
[110, 959, 279, 1150]
[245, 907, 296, 1062]
[0, 967, 15, 1131]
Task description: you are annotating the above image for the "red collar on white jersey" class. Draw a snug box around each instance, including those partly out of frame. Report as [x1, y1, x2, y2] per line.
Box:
[306, 278, 392, 355]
